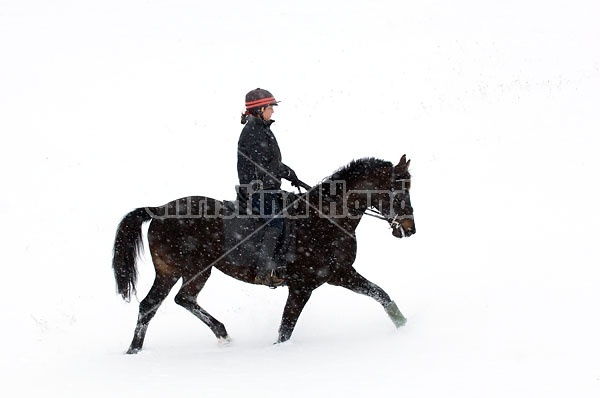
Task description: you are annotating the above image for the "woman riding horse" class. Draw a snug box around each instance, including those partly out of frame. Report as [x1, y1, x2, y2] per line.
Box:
[112, 155, 415, 354]
[237, 88, 306, 287]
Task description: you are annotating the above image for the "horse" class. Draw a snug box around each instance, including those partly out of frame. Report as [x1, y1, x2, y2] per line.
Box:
[112, 155, 416, 354]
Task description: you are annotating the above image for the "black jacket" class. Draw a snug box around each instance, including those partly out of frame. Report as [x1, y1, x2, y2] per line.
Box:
[237, 116, 294, 190]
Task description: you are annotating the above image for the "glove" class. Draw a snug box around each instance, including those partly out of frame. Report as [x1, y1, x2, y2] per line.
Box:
[282, 166, 308, 189]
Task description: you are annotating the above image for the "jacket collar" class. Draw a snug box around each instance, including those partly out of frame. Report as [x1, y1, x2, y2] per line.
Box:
[248, 115, 275, 127]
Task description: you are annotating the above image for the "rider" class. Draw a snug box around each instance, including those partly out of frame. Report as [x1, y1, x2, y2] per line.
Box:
[237, 88, 303, 287]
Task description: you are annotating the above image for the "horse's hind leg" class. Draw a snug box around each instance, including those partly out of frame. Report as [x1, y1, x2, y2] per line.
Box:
[174, 270, 230, 343]
[329, 268, 407, 328]
[127, 273, 180, 354]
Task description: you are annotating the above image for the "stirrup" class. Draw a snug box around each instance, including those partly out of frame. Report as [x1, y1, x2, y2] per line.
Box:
[254, 270, 286, 288]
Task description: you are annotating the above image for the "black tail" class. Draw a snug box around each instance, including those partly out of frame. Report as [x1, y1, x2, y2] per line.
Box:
[112, 208, 153, 301]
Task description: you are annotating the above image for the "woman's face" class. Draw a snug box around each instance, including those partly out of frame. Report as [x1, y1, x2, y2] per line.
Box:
[262, 105, 274, 121]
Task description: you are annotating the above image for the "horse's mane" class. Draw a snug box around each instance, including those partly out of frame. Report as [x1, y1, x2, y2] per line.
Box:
[327, 157, 393, 182]
[306, 157, 393, 201]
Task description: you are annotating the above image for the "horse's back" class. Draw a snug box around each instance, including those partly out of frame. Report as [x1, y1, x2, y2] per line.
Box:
[145, 196, 224, 220]
[146, 196, 225, 266]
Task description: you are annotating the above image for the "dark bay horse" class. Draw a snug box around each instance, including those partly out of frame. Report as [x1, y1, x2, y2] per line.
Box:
[112, 156, 415, 354]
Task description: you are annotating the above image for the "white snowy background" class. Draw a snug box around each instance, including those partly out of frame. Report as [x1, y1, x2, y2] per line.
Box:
[1, 0, 599, 396]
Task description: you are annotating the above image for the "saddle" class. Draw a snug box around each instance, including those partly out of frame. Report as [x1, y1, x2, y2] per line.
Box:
[221, 188, 298, 269]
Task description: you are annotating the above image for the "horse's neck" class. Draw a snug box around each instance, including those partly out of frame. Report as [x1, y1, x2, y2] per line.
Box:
[310, 179, 374, 233]
[326, 187, 368, 234]
[339, 213, 362, 235]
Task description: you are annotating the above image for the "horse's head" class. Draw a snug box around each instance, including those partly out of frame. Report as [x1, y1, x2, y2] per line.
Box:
[377, 155, 416, 239]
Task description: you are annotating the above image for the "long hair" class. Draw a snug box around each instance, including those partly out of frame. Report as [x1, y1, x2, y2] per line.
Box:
[240, 108, 262, 124]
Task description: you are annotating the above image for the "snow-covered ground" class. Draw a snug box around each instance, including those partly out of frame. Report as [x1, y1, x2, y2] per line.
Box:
[1, 1, 599, 396]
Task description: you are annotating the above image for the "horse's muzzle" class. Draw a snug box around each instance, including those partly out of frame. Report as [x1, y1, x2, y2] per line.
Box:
[391, 217, 416, 238]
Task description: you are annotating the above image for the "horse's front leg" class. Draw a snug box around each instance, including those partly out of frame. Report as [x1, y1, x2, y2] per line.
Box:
[277, 287, 313, 343]
[329, 268, 407, 328]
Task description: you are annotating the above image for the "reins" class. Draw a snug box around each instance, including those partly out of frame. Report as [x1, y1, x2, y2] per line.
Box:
[363, 207, 389, 221]
[294, 165, 399, 223]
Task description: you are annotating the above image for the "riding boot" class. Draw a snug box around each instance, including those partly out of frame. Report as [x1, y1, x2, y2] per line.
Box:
[255, 225, 286, 287]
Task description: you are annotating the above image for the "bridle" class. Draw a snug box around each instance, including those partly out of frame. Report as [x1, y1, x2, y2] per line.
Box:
[363, 166, 412, 233]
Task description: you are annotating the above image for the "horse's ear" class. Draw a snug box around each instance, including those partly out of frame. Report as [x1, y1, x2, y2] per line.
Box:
[397, 154, 410, 171]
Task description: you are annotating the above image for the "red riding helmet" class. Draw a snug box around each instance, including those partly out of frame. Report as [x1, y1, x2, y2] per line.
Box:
[245, 88, 279, 111]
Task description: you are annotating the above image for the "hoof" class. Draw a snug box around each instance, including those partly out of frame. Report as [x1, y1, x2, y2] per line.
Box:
[126, 347, 141, 355]
[385, 301, 407, 328]
[394, 315, 407, 328]
[218, 335, 232, 346]
[274, 336, 290, 345]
